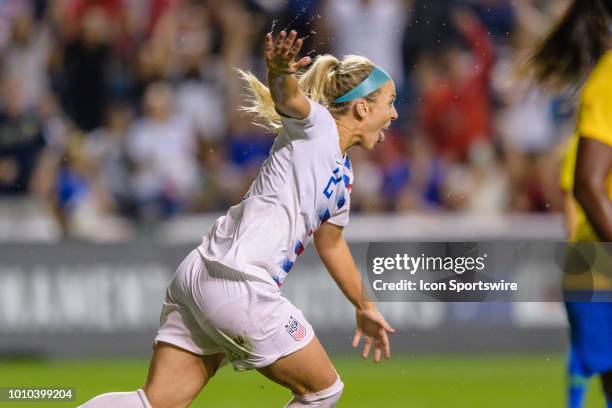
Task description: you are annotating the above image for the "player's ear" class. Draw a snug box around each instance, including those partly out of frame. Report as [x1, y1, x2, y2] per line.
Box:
[354, 99, 369, 119]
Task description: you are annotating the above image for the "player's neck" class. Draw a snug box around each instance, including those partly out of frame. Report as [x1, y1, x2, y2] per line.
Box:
[334, 116, 361, 155]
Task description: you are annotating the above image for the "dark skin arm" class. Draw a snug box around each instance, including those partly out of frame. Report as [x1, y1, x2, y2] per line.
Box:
[563, 191, 578, 240]
[573, 137, 612, 241]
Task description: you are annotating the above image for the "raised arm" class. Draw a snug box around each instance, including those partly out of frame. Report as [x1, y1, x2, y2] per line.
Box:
[314, 222, 395, 363]
[452, 10, 495, 80]
[264, 30, 312, 119]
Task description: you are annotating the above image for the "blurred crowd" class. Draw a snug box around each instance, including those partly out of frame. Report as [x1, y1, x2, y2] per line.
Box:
[0, 0, 574, 240]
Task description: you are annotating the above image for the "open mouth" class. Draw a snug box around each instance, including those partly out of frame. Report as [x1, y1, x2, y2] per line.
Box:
[377, 125, 390, 143]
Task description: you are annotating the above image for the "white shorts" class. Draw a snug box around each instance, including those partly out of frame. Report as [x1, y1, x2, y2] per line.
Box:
[154, 249, 314, 371]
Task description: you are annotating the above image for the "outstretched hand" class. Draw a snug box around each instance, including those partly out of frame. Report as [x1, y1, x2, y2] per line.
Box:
[352, 307, 396, 363]
[265, 30, 311, 75]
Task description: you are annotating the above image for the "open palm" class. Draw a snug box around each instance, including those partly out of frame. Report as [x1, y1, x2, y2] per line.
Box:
[265, 30, 311, 74]
[352, 308, 395, 363]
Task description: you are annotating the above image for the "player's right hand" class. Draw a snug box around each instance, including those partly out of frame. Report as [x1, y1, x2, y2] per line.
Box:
[352, 307, 396, 363]
[265, 30, 311, 75]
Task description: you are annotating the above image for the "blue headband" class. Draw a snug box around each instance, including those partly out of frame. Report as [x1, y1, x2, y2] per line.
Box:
[334, 66, 392, 103]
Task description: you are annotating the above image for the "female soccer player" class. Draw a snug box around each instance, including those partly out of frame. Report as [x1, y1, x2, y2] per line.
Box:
[80, 30, 397, 408]
[527, 1, 612, 406]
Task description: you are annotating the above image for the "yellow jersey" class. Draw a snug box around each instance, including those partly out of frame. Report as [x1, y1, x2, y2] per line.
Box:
[560, 51, 612, 242]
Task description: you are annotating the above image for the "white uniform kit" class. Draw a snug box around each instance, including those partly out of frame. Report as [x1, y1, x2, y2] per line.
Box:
[155, 99, 354, 370]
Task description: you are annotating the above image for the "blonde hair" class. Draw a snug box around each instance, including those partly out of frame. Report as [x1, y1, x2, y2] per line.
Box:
[238, 54, 380, 132]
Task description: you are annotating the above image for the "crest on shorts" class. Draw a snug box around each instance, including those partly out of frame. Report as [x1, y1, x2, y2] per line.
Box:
[285, 315, 307, 341]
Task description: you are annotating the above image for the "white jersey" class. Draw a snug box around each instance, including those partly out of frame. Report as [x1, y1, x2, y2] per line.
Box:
[198, 99, 353, 286]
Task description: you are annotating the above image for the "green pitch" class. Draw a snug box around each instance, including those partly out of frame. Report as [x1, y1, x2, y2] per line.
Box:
[0, 354, 605, 407]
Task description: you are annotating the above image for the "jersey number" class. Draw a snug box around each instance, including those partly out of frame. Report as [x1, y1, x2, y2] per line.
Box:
[323, 168, 342, 198]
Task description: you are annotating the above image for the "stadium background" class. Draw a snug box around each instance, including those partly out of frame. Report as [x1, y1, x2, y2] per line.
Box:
[0, 0, 604, 406]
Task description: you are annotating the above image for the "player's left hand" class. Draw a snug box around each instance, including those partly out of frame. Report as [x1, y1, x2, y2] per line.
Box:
[352, 307, 395, 363]
[264, 30, 311, 75]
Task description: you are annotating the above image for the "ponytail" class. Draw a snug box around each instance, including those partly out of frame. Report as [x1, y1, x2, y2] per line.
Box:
[237, 70, 283, 131]
[298, 55, 342, 105]
[238, 54, 377, 132]
[526, 0, 612, 89]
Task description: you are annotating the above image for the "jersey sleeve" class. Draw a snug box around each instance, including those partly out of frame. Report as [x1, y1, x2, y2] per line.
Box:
[327, 167, 353, 227]
[326, 192, 350, 227]
[280, 99, 335, 141]
[577, 76, 612, 146]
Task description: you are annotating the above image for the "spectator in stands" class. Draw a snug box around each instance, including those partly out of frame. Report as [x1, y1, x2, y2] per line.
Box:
[322, 0, 409, 89]
[126, 81, 199, 221]
[0, 75, 46, 195]
[174, 2, 227, 143]
[83, 102, 134, 217]
[2, 7, 52, 110]
[193, 142, 246, 212]
[50, 130, 134, 241]
[59, 0, 127, 42]
[419, 9, 495, 162]
[59, 6, 111, 131]
[400, 0, 455, 126]
[441, 141, 510, 212]
[395, 133, 444, 211]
